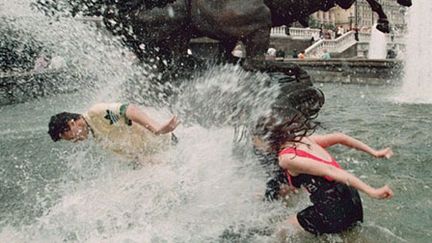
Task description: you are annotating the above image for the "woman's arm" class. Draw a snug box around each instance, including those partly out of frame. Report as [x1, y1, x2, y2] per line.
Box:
[279, 156, 393, 199]
[125, 104, 179, 135]
[310, 133, 393, 158]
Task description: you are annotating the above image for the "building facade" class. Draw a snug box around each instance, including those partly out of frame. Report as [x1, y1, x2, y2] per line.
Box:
[310, 8, 337, 29]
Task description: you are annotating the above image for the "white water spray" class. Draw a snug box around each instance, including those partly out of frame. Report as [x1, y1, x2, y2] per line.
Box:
[368, 24, 388, 59]
[397, 0, 432, 103]
[0, 1, 291, 241]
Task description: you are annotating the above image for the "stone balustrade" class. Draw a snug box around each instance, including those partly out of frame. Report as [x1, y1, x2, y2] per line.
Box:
[270, 26, 320, 39]
[270, 26, 288, 37]
[305, 30, 406, 58]
[288, 27, 321, 39]
[305, 31, 357, 58]
[358, 32, 405, 44]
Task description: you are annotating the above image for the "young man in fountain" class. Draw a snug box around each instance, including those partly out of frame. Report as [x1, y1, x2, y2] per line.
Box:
[48, 103, 179, 163]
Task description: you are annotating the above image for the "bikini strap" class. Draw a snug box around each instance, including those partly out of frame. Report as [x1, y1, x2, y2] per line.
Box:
[279, 147, 336, 164]
[279, 147, 342, 182]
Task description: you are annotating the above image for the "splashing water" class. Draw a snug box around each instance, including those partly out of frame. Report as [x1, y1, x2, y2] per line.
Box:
[0, 125, 290, 242]
[0, 0, 165, 106]
[3, 0, 430, 242]
[368, 24, 387, 59]
[396, 0, 432, 103]
[0, 0, 292, 241]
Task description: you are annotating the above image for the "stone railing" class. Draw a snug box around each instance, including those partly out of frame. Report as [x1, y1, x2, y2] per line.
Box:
[358, 32, 370, 42]
[305, 31, 357, 58]
[270, 26, 320, 39]
[358, 32, 405, 44]
[288, 27, 321, 39]
[270, 26, 289, 37]
[304, 29, 406, 58]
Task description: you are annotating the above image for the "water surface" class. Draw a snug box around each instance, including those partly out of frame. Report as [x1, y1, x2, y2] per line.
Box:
[1, 82, 431, 242]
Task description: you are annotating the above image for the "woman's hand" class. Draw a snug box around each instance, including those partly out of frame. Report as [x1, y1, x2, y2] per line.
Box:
[374, 148, 393, 159]
[279, 184, 299, 197]
[367, 185, 394, 199]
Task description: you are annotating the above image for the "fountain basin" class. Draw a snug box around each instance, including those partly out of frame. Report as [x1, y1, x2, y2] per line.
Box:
[275, 59, 403, 85]
[0, 69, 83, 105]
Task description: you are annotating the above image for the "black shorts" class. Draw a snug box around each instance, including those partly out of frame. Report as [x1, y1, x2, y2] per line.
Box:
[297, 185, 363, 235]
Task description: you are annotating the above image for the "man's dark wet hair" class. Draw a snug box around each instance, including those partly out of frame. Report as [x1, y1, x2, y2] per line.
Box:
[48, 112, 82, 142]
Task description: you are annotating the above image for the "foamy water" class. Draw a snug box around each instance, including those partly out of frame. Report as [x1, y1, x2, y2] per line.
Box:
[396, 0, 432, 103]
[1, 1, 432, 242]
[1, 2, 287, 241]
[368, 24, 388, 59]
[0, 125, 290, 242]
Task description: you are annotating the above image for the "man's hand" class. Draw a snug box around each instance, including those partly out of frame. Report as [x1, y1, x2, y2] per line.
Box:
[126, 104, 180, 135]
[157, 116, 180, 134]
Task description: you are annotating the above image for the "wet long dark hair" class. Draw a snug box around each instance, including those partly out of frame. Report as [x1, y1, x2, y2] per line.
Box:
[253, 108, 318, 152]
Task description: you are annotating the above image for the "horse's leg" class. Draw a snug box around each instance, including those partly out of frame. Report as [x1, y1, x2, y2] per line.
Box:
[335, 0, 355, 10]
[190, 0, 271, 68]
[158, 33, 202, 75]
[397, 0, 412, 7]
[365, 0, 390, 33]
[242, 26, 271, 70]
[319, 0, 337, 11]
[298, 16, 309, 28]
[219, 40, 239, 63]
[131, 0, 189, 40]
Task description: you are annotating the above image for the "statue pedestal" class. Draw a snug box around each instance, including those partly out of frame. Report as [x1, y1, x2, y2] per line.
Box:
[284, 58, 402, 85]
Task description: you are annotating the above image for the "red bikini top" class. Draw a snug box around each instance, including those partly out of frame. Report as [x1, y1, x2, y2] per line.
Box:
[278, 147, 342, 184]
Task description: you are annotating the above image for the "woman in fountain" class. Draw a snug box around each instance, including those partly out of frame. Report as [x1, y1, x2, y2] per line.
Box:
[252, 109, 394, 236]
[48, 103, 179, 162]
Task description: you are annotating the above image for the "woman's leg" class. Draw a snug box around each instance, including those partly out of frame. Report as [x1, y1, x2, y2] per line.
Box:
[286, 215, 302, 230]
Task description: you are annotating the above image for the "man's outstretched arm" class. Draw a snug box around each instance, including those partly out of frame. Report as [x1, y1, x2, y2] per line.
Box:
[125, 104, 179, 135]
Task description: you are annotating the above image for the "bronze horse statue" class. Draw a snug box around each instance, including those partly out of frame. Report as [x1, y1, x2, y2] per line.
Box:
[100, 0, 412, 61]
[36, 0, 411, 70]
